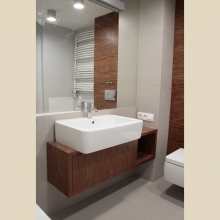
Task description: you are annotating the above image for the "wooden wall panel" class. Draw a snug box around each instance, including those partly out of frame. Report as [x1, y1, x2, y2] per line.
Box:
[167, 0, 184, 155]
[94, 12, 119, 110]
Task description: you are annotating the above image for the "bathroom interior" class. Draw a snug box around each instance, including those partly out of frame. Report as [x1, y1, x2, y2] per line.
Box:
[36, 0, 184, 219]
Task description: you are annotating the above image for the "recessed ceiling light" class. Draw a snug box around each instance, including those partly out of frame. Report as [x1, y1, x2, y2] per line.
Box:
[47, 9, 56, 22]
[74, 0, 84, 9]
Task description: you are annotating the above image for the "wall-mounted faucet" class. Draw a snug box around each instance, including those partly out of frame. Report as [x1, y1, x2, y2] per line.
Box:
[87, 102, 98, 118]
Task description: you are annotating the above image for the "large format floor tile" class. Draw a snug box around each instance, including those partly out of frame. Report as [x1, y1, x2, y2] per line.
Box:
[50, 176, 184, 220]
[50, 192, 125, 220]
[100, 176, 152, 206]
[127, 192, 183, 220]
[107, 207, 147, 220]
[147, 177, 184, 208]
[127, 177, 184, 220]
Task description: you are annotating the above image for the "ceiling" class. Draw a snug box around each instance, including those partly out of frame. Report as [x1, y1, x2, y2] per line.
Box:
[36, 0, 111, 30]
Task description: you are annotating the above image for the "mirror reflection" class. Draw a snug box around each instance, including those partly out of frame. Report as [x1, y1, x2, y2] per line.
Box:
[36, 0, 139, 114]
[36, 0, 112, 113]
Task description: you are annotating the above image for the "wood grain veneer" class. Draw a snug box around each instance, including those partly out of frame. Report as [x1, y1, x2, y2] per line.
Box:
[47, 126, 158, 197]
[141, 127, 158, 136]
[47, 140, 137, 197]
[94, 12, 119, 110]
[72, 141, 137, 192]
[167, 0, 184, 155]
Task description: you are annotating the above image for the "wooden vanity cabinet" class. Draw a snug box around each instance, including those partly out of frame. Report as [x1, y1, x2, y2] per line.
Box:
[47, 140, 137, 197]
[71, 141, 137, 193]
[47, 126, 157, 198]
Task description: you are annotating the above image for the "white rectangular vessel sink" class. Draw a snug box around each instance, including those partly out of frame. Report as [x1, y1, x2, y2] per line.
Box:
[55, 115, 143, 154]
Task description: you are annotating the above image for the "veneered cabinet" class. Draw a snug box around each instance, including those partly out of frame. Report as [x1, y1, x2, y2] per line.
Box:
[47, 126, 157, 198]
[47, 140, 137, 197]
[72, 142, 137, 192]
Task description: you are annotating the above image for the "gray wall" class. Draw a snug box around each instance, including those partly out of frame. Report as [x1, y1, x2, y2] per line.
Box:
[134, 0, 176, 181]
[75, 25, 94, 35]
[117, 0, 139, 108]
[36, 23, 74, 113]
[36, 23, 44, 113]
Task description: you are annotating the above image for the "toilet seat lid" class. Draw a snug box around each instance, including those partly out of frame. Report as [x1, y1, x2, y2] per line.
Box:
[166, 148, 184, 167]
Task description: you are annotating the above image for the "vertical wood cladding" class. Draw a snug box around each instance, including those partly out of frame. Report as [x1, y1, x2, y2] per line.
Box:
[94, 12, 119, 110]
[167, 0, 184, 155]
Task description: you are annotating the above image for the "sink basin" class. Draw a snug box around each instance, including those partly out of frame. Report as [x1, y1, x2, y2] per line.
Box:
[55, 115, 143, 154]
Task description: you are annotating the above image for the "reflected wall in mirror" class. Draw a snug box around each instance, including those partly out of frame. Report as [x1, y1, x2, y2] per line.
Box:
[94, 12, 119, 110]
[36, 0, 139, 114]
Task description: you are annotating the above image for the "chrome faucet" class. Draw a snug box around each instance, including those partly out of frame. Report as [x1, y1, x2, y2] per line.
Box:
[87, 102, 98, 118]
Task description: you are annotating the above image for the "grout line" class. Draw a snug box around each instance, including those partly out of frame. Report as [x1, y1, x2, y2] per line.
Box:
[124, 191, 149, 207]
[137, 82, 161, 84]
[125, 206, 148, 220]
[50, 174, 134, 217]
[117, 81, 136, 84]
[105, 205, 127, 220]
[139, 27, 163, 32]
[107, 179, 152, 207]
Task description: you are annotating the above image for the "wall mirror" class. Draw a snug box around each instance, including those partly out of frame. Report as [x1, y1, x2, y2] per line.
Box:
[36, 0, 139, 114]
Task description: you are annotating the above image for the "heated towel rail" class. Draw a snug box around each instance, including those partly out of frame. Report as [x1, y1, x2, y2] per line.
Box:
[73, 30, 94, 97]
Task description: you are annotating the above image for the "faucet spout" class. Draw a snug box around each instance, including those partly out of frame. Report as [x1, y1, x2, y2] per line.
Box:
[87, 102, 98, 118]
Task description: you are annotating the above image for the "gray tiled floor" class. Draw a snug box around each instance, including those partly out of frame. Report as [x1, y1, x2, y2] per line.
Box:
[51, 176, 184, 220]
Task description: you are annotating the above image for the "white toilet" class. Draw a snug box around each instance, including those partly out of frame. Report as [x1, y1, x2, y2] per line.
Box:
[164, 148, 184, 188]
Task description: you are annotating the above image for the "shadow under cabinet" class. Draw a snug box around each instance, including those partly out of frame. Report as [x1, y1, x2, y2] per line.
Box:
[47, 126, 157, 197]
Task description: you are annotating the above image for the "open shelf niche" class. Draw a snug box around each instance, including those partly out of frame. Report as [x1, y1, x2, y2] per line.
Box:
[136, 127, 158, 166]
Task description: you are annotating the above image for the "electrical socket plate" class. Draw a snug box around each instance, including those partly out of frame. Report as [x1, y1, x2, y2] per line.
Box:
[143, 113, 148, 120]
[146, 113, 154, 121]
[137, 112, 154, 121]
[137, 112, 144, 120]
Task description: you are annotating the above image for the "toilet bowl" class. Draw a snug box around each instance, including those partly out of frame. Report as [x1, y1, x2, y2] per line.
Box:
[164, 148, 184, 188]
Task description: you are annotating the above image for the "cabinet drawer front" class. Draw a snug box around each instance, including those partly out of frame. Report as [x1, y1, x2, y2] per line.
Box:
[72, 140, 137, 193]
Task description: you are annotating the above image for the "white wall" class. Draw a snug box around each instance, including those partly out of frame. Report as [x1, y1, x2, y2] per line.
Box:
[36, 106, 136, 216]
[36, 23, 74, 113]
